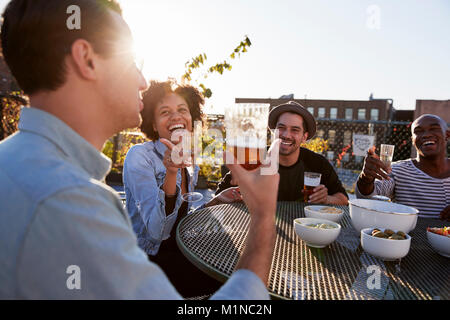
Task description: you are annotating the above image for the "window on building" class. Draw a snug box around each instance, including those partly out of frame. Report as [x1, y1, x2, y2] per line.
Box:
[330, 107, 338, 119]
[307, 107, 314, 116]
[328, 130, 336, 145]
[318, 107, 325, 118]
[327, 151, 334, 161]
[358, 108, 366, 120]
[317, 129, 324, 138]
[370, 109, 379, 120]
[345, 108, 353, 120]
[343, 130, 352, 146]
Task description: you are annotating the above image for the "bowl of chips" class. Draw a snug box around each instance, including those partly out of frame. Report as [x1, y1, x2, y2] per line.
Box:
[304, 205, 344, 223]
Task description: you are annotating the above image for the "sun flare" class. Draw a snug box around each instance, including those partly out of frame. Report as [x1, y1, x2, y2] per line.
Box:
[121, 1, 186, 83]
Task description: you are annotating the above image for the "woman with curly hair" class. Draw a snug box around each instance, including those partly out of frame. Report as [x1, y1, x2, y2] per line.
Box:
[123, 79, 222, 297]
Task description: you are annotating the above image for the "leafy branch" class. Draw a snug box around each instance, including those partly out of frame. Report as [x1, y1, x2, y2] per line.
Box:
[182, 35, 252, 98]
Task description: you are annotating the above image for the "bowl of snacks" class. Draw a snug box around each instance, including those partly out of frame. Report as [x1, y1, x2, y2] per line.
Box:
[349, 199, 418, 234]
[361, 227, 411, 261]
[293, 218, 341, 248]
[304, 205, 344, 223]
[426, 227, 450, 258]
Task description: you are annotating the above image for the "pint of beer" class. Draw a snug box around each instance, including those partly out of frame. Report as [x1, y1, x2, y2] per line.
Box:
[225, 104, 270, 170]
[228, 137, 266, 170]
[303, 172, 321, 202]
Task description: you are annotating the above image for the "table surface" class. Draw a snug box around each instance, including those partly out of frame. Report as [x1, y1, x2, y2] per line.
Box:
[176, 202, 449, 300]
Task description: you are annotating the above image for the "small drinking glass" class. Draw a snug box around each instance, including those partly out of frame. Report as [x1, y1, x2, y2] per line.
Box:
[380, 144, 395, 167]
[303, 172, 321, 202]
[181, 164, 203, 203]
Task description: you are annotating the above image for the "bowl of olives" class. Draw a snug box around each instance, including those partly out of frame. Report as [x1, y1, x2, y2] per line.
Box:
[361, 227, 411, 261]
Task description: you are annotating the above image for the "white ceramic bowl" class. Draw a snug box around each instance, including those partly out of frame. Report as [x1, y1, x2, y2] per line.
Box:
[349, 199, 418, 234]
[293, 218, 341, 248]
[361, 227, 411, 261]
[427, 229, 450, 258]
[304, 205, 344, 223]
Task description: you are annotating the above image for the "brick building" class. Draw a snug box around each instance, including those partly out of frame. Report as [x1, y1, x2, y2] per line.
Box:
[415, 99, 450, 123]
[233, 96, 415, 168]
[235, 96, 393, 121]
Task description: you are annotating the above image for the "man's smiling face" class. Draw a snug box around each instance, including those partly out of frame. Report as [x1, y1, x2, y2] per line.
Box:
[412, 115, 449, 159]
[275, 112, 309, 156]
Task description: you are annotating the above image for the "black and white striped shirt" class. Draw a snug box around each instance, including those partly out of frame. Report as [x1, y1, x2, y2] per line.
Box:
[356, 159, 450, 218]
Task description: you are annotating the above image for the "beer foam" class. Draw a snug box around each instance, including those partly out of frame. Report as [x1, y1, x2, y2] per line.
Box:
[304, 177, 320, 187]
[226, 137, 266, 149]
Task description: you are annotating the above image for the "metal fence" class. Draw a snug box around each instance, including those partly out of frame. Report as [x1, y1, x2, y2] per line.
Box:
[315, 119, 414, 170]
[314, 118, 450, 193]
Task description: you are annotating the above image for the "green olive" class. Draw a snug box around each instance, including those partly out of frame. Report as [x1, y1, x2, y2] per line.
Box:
[396, 231, 407, 239]
[373, 231, 388, 238]
[388, 234, 404, 240]
[372, 228, 381, 235]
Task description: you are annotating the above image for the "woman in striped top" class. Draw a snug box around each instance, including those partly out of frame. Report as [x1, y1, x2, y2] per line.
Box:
[356, 114, 449, 220]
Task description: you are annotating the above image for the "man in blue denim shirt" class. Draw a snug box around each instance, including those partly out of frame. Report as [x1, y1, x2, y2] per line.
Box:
[0, 0, 279, 299]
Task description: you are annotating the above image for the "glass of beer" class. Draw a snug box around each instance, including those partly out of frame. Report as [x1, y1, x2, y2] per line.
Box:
[224, 104, 270, 170]
[380, 144, 395, 167]
[303, 172, 321, 202]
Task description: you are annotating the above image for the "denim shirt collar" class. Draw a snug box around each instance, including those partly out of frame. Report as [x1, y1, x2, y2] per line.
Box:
[18, 107, 111, 181]
[153, 139, 167, 160]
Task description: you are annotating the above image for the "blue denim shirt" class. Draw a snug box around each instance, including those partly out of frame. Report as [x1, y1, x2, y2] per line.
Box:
[0, 107, 269, 300]
[123, 140, 200, 255]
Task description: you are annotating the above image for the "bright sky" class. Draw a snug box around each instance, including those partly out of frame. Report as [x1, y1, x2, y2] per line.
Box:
[1, 0, 449, 114]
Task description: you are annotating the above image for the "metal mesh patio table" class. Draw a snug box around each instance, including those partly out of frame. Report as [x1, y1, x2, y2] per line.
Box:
[176, 202, 449, 300]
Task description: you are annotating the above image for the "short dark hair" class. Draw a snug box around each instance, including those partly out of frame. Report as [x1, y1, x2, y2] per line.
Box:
[140, 80, 206, 141]
[412, 114, 448, 135]
[1, 0, 122, 95]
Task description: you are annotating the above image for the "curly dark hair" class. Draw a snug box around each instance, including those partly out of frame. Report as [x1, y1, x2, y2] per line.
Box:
[140, 79, 206, 140]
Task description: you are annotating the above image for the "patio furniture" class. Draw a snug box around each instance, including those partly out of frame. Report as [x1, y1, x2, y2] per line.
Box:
[176, 202, 449, 300]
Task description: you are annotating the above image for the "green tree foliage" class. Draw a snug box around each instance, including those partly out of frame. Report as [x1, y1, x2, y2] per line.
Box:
[0, 92, 28, 140]
[101, 130, 146, 173]
[301, 137, 329, 154]
[182, 36, 252, 98]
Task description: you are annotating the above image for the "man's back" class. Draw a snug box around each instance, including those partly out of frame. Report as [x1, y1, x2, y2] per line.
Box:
[0, 108, 177, 299]
[0, 107, 129, 298]
[0, 128, 82, 296]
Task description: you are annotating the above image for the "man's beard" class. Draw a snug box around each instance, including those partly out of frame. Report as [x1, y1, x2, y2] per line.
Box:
[279, 142, 300, 156]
